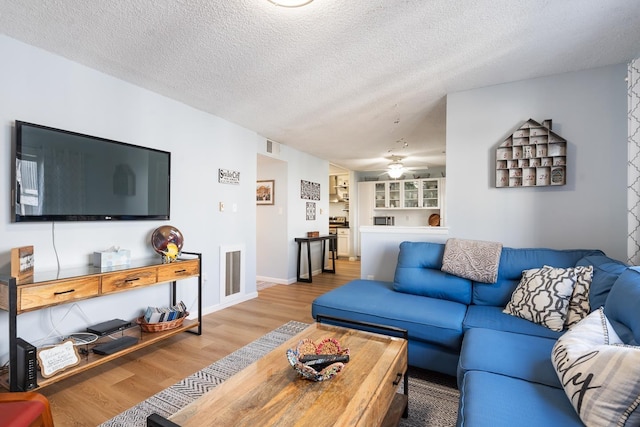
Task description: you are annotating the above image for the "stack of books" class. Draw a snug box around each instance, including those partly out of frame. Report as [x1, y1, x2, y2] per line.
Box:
[144, 301, 188, 323]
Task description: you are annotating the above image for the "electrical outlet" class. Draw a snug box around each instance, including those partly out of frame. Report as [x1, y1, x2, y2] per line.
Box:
[219, 202, 224, 212]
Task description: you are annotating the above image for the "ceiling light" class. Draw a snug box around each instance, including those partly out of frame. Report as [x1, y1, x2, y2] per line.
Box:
[267, 0, 314, 7]
[388, 160, 405, 179]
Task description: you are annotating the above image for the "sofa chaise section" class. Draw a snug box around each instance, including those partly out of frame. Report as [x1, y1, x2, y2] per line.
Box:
[311, 279, 466, 375]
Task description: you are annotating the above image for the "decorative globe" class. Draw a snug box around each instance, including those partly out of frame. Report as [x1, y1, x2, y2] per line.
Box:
[151, 226, 184, 263]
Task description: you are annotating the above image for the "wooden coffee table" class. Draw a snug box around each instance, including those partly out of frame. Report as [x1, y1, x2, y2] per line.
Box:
[169, 322, 408, 426]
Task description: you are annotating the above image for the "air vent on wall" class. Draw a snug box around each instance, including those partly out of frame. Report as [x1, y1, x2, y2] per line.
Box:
[266, 139, 280, 155]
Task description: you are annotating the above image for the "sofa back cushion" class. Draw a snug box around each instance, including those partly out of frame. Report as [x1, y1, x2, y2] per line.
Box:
[394, 241, 472, 304]
[576, 255, 627, 309]
[604, 267, 640, 345]
[472, 248, 604, 306]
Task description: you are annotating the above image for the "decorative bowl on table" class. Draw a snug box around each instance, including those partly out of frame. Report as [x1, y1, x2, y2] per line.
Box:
[286, 338, 350, 382]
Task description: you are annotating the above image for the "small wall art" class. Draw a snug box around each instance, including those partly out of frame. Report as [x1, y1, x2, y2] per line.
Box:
[219, 168, 241, 185]
[306, 202, 316, 220]
[257, 180, 275, 205]
[495, 118, 567, 188]
[11, 245, 34, 284]
[301, 180, 320, 200]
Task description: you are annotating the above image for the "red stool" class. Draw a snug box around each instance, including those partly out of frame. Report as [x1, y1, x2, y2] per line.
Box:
[0, 392, 54, 427]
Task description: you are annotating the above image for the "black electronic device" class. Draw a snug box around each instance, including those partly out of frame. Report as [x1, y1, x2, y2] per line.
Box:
[92, 336, 138, 355]
[12, 120, 171, 222]
[86, 318, 133, 336]
[16, 337, 38, 391]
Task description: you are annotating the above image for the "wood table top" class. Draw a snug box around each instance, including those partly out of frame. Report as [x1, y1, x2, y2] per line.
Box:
[169, 322, 407, 427]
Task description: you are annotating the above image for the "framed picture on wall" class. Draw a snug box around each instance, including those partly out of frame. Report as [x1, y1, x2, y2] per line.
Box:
[306, 202, 316, 220]
[11, 245, 34, 284]
[256, 180, 275, 205]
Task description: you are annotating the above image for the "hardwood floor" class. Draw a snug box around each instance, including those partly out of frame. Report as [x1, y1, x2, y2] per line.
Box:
[41, 258, 360, 426]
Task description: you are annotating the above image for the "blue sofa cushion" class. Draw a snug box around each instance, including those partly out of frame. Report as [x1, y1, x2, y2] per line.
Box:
[605, 267, 640, 345]
[311, 279, 467, 350]
[457, 371, 584, 427]
[463, 305, 563, 339]
[576, 254, 627, 310]
[458, 328, 560, 389]
[472, 248, 604, 306]
[394, 241, 472, 304]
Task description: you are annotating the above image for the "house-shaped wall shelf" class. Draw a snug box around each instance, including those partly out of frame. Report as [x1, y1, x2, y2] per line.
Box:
[496, 119, 567, 188]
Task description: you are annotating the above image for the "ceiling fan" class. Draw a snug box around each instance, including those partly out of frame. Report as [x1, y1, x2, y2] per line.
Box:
[384, 155, 428, 179]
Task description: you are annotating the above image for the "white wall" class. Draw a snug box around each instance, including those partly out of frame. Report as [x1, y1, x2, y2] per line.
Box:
[282, 145, 330, 281]
[255, 143, 330, 283]
[256, 154, 288, 282]
[446, 64, 628, 261]
[360, 227, 449, 281]
[0, 35, 264, 360]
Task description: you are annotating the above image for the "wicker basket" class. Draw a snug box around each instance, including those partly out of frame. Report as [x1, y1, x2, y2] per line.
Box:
[136, 313, 188, 333]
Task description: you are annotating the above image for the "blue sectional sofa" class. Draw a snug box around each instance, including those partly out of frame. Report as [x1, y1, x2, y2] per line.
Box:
[311, 241, 639, 426]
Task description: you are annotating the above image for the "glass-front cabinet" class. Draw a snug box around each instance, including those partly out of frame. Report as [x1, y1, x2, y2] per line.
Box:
[422, 179, 439, 208]
[389, 182, 401, 208]
[403, 181, 420, 208]
[374, 181, 402, 208]
[372, 178, 443, 209]
[374, 183, 386, 208]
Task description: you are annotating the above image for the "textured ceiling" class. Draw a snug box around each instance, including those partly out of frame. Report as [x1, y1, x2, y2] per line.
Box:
[1, 0, 640, 172]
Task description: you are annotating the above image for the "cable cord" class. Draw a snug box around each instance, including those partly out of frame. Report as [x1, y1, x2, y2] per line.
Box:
[52, 221, 61, 273]
[34, 302, 94, 348]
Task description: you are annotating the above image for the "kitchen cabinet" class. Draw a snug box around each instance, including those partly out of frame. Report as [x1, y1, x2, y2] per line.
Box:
[403, 180, 420, 208]
[374, 181, 401, 208]
[373, 178, 442, 210]
[422, 179, 440, 208]
[337, 228, 350, 258]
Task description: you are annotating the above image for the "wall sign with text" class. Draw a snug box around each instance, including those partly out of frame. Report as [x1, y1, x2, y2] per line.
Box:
[219, 168, 240, 185]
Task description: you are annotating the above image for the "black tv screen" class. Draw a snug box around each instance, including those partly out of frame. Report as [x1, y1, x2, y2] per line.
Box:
[12, 121, 171, 222]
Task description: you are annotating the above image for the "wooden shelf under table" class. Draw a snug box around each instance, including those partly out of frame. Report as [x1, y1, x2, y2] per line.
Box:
[1, 319, 199, 390]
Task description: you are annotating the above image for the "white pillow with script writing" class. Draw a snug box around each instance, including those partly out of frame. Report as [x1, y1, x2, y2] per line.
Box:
[551, 307, 640, 426]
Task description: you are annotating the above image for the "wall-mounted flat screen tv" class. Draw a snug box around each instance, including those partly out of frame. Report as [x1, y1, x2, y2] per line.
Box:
[12, 121, 171, 222]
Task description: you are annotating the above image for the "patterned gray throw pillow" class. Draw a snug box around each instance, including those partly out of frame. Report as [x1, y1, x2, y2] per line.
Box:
[565, 265, 593, 328]
[503, 266, 577, 331]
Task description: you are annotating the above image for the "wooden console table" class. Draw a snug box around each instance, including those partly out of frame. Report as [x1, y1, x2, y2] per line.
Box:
[294, 235, 337, 283]
[0, 252, 202, 391]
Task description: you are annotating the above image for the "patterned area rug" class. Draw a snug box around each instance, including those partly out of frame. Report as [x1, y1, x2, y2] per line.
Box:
[100, 321, 459, 426]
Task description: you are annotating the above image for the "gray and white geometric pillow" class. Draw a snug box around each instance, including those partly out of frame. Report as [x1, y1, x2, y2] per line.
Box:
[503, 266, 577, 331]
[551, 308, 640, 426]
[565, 265, 594, 328]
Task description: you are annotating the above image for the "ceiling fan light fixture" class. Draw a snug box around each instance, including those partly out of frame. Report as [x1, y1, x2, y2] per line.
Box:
[387, 160, 405, 179]
[267, 0, 314, 7]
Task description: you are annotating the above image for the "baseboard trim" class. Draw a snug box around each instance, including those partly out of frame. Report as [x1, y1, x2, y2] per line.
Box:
[197, 292, 259, 317]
